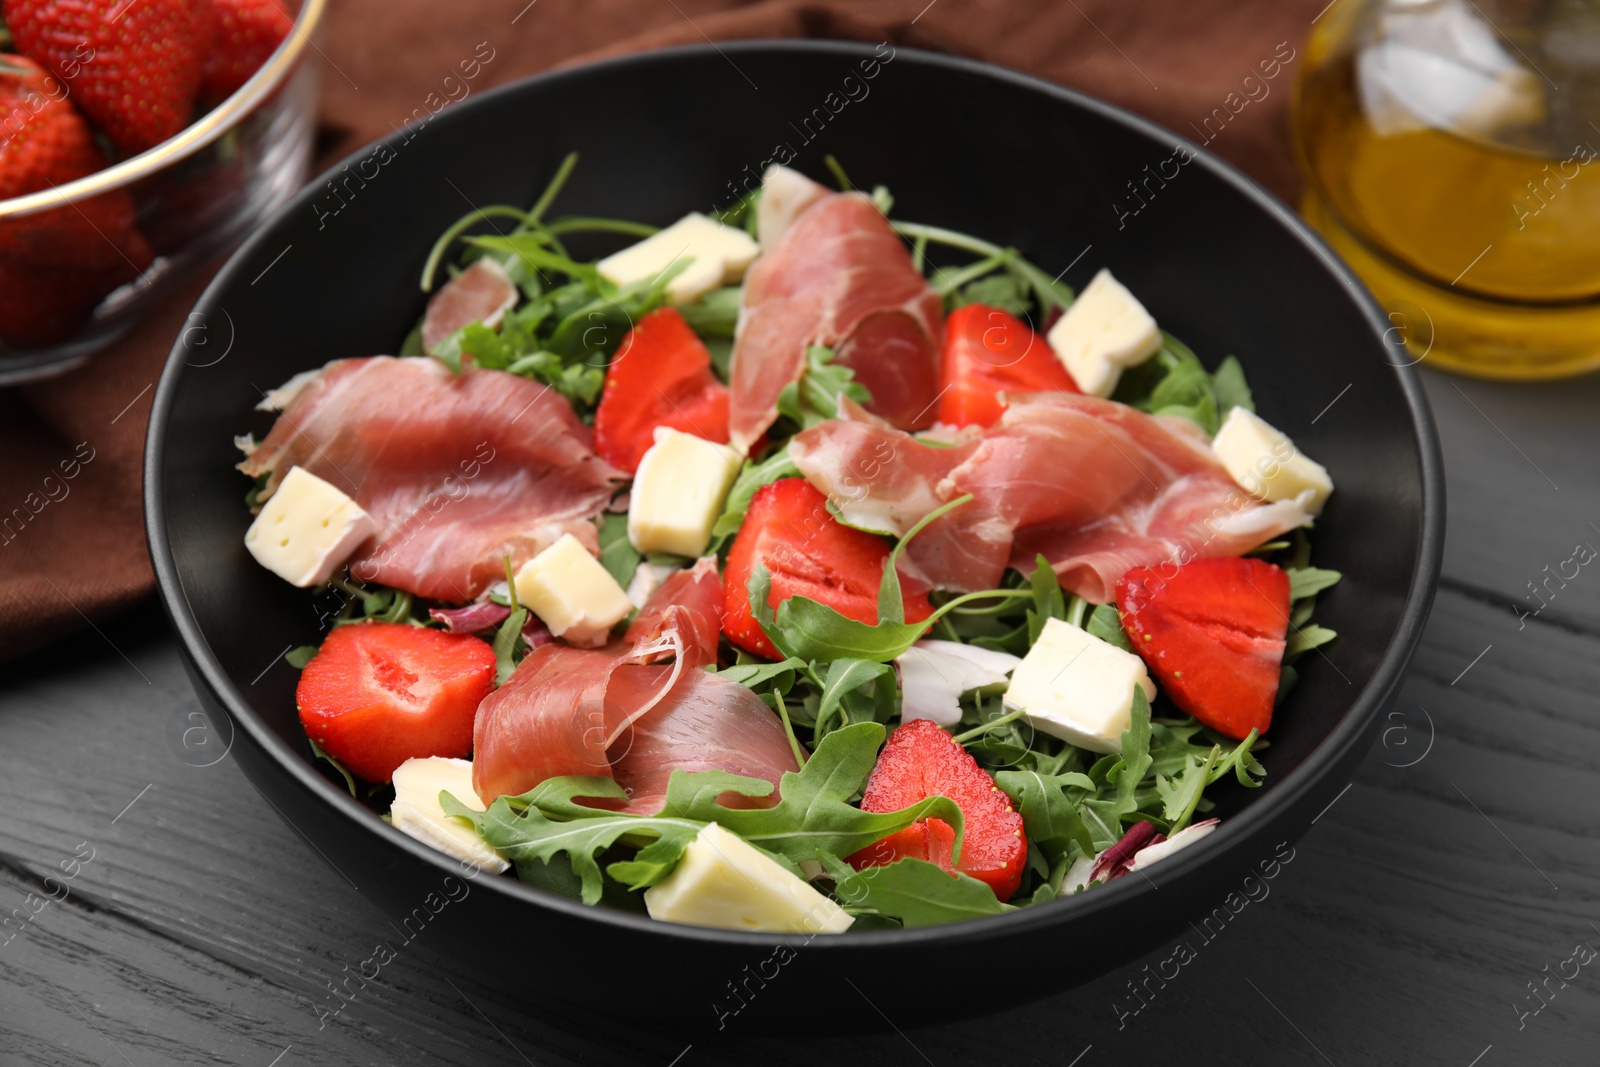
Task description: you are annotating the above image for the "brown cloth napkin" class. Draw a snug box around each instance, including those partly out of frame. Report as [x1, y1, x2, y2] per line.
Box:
[0, 0, 1326, 660]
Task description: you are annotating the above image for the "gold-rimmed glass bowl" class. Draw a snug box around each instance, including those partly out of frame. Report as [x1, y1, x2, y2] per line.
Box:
[0, 0, 325, 383]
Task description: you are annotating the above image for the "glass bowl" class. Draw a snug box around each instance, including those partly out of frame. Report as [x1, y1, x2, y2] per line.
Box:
[0, 0, 325, 384]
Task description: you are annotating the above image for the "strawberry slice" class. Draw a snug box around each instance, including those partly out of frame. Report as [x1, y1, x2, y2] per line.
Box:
[593, 307, 730, 474]
[722, 478, 932, 660]
[938, 304, 1079, 428]
[296, 622, 496, 783]
[847, 719, 1027, 900]
[1116, 557, 1291, 740]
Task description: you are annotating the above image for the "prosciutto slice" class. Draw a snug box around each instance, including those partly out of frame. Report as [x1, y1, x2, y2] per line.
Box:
[728, 166, 943, 451]
[240, 356, 621, 603]
[472, 558, 799, 812]
[421, 258, 519, 352]
[790, 392, 1314, 603]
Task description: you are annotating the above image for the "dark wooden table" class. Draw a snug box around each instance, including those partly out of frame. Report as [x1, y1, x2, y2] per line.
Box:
[4, 365, 1598, 1066]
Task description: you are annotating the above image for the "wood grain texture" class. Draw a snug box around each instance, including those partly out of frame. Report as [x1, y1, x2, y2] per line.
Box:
[2, 367, 1598, 1064]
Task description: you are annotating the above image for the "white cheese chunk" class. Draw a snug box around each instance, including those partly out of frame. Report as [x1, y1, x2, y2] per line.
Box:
[390, 757, 509, 875]
[1211, 406, 1334, 517]
[1003, 617, 1156, 754]
[628, 428, 743, 557]
[512, 533, 634, 647]
[644, 823, 854, 934]
[597, 213, 760, 304]
[244, 466, 376, 588]
[1046, 269, 1163, 397]
[897, 640, 1022, 726]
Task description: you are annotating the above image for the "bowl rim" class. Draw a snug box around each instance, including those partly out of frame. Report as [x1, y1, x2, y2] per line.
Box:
[146, 38, 1446, 951]
[0, 0, 327, 220]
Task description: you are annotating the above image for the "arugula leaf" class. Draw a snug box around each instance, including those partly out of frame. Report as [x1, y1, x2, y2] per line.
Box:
[1209, 729, 1266, 788]
[1027, 554, 1066, 644]
[1211, 355, 1254, 414]
[710, 658, 805, 694]
[1146, 343, 1219, 433]
[751, 496, 994, 664]
[491, 606, 527, 687]
[996, 769, 1095, 864]
[833, 858, 1015, 925]
[285, 645, 318, 669]
[712, 188, 761, 238]
[1286, 624, 1338, 658]
[711, 450, 801, 542]
[767, 587, 929, 663]
[309, 737, 357, 798]
[657, 722, 965, 864]
[1082, 687, 1154, 848]
[813, 658, 894, 741]
[454, 725, 966, 905]
[1153, 744, 1220, 832]
[597, 512, 641, 589]
[1112, 333, 1257, 436]
[1086, 603, 1132, 652]
[243, 471, 271, 509]
[442, 781, 702, 904]
[678, 286, 742, 340]
[398, 322, 425, 357]
[1275, 663, 1300, 708]
[776, 345, 872, 431]
[891, 219, 1073, 313]
[1287, 566, 1342, 600]
[951, 271, 1033, 317]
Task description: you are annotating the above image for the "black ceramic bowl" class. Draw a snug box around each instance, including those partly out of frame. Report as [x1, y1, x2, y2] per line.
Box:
[145, 41, 1444, 1032]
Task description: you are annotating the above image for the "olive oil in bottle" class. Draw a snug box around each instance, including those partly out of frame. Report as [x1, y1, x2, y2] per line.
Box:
[1294, 0, 1600, 378]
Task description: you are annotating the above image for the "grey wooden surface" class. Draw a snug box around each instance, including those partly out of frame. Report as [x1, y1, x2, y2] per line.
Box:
[3, 365, 1598, 1066]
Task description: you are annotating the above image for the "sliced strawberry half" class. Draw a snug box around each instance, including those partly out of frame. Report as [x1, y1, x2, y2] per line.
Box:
[847, 719, 1027, 900]
[938, 303, 1079, 428]
[593, 306, 730, 474]
[296, 622, 496, 783]
[1116, 557, 1291, 739]
[722, 478, 932, 659]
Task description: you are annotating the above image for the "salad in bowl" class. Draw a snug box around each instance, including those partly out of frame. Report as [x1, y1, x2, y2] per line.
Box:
[234, 155, 1341, 935]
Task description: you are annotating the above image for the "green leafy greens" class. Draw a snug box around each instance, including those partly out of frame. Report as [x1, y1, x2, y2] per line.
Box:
[442, 723, 964, 905]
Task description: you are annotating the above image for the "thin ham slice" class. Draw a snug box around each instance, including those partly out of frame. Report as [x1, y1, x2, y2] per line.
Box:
[240, 356, 621, 602]
[421, 258, 519, 352]
[605, 667, 800, 813]
[624, 557, 722, 668]
[472, 557, 798, 812]
[789, 392, 1314, 603]
[728, 166, 942, 451]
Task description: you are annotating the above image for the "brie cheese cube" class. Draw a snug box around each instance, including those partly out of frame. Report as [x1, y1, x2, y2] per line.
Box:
[1046, 269, 1163, 397]
[644, 823, 854, 934]
[597, 213, 760, 304]
[1211, 407, 1334, 517]
[244, 466, 376, 587]
[1004, 617, 1156, 754]
[513, 533, 634, 647]
[390, 757, 508, 875]
[628, 428, 742, 557]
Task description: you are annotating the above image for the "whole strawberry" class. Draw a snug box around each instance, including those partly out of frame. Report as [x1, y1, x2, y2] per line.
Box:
[200, 0, 294, 104]
[5, 0, 207, 155]
[0, 55, 103, 199]
[0, 57, 152, 346]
